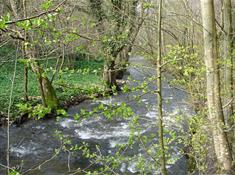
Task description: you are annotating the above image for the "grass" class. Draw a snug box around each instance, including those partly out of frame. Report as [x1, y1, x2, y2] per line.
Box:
[0, 47, 104, 117]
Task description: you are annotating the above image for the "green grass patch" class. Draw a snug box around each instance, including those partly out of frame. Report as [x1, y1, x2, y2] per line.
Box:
[0, 55, 104, 117]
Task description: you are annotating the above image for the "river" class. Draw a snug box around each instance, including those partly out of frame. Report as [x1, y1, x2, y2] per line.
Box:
[0, 56, 193, 175]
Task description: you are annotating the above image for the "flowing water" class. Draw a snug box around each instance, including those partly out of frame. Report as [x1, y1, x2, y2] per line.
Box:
[0, 57, 192, 175]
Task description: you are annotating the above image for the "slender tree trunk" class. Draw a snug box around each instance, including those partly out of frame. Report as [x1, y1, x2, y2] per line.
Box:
[190, 20, 195, 53]
[22, 0, 28, 101]
[232, 8, 235, 152]
[201, 0, 234, 173]
[223, 0, 234, 158]
[24, 65, 29, 101]
[223, 0, 234, 126]
[22, 41, 29, 102]
[157, 0, 167, 174]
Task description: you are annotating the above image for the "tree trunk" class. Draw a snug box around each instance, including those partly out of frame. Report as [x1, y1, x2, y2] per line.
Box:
[22, 42, 29, 101]
[201, 0, 234, 173]
[38, 75, 59, 109]
[115, 46, 131, 79]
[26, 50, 59, 109]
[22, 0, 29, 102]
[157, 0, 168, 174]
[30, 61, 59, 109]
[223, 0, 233, 120]
[223, 0, 234, 158]
[23, 46, 59, 109]
[24, 65, 29, 101]
[103, 59, 117, 90]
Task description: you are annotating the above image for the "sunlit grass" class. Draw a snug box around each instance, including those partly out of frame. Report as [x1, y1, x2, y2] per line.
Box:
[0, 55, 104, 116]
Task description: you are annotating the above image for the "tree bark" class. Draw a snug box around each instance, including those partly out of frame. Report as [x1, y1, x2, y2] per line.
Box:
[30, 60, 59, 109]
[157, 0, 167, 174]
[115, 46, 131, 79]
[24, 65, 29, 101]
[201, 0, 234, 173]
[22, 0, 28, 102]
[223, 0, 233, 120]
[103, 59, 117, 89]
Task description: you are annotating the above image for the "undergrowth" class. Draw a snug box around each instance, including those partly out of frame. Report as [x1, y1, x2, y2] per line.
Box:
[0, 46, 104, 117]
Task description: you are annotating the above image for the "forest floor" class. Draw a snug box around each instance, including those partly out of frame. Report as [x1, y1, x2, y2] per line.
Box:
[0, 46, 104, 120]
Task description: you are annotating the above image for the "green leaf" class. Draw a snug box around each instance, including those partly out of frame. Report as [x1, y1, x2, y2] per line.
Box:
[41, 0, 53, 10]
[0, 13, 10, 29]
[57, 109, 68, 117]
[16, 20, 31, 30]
[18, 58, 30, 64]
[10, 170, 20, 175]
[143, 2, 154, 9]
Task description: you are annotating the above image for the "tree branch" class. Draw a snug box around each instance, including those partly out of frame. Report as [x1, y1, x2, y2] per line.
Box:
[5, 0, 67, 25]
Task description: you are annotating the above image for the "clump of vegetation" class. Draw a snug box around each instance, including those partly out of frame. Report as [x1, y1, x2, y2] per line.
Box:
[0, 46, 104, 117]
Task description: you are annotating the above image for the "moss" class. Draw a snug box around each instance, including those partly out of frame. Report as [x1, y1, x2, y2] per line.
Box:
[41, 77, 60, 109]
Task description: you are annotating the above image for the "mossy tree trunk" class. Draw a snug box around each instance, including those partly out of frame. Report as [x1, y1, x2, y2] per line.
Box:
[30, 60, 59, 109]
[23, 32, 59, 109]
[25, 47, 59, 109]
[38, 74, 59, 109]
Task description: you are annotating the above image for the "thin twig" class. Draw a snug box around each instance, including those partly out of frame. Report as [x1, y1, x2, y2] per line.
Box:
[222, 98, 234, 109]
[5, 0, 68, 25]
[21, 142, 63, 175]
